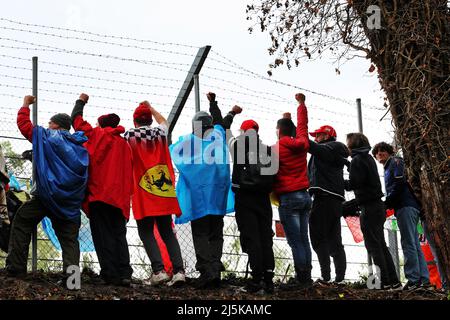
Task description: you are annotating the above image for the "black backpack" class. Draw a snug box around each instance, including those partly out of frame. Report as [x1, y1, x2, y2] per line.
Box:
[231, 135, 276, 193]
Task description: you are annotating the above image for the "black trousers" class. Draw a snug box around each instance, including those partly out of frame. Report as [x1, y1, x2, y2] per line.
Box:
[6, 197, 80, 274]
[235, 190, 275, 282]
[360, 200, 399, 286]
[89, 202, 133, 282]
[136, 215, 184, 274]
[309, 193, 347, 281]
[191, 214, 224, 279]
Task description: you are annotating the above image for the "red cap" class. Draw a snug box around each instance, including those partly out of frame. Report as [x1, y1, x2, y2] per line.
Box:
[309, 125, 337, 138]
[240, 120, 259, 132]
[133, 103, 153, 123]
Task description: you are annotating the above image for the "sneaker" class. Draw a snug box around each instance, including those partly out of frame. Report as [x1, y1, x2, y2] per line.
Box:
[193, 274, 214, 290]
[144, 271, 170, 286]
[167, 271, 186, 287]
[389, 282, 403, 291]
[244, 279, 263, 293]
[314, 277, 332, 287]
[420, 282, 435, 291]
[333, 280, 346, 286]
[402, 281, 420, 291]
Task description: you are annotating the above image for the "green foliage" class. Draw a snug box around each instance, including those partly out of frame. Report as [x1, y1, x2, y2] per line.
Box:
[0, 141, 24, 173]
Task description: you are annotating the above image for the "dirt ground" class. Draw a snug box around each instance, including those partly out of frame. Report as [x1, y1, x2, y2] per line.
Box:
[0, 270, 447, 301]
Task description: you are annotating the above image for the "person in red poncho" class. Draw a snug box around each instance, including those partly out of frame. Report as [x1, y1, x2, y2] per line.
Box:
[71, 93, 133, 287]
[124, 101, 185, 287]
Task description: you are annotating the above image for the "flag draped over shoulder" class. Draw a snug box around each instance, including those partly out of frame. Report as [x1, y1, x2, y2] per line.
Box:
[170, 125, 234, 224]
[32, 126, 89, 221]
[125, 124, 181, 219]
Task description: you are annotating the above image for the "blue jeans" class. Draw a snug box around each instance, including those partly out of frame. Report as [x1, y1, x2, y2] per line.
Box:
[278, 190, 312, 270]
[396, 207, 429, 285]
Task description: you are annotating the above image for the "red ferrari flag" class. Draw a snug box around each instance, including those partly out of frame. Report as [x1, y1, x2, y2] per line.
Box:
[125, 123, 181, 220]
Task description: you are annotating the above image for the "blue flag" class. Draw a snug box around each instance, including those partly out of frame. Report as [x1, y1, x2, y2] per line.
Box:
[32, 126, 89, 221]
[41, 213, 95, 252]
[170, 125, 234, 224]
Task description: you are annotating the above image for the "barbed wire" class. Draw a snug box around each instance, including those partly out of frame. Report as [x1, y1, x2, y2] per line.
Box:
[209, 50, 386, 112]
[0, 73, 180, 98]
[0, 38, 192, 70]
[0, 17, 386, 112]
[0, 54, 182, 83]
[0, 62, 183, 91]
[0, 17, 200, 50]
[0, 25, 197, 58]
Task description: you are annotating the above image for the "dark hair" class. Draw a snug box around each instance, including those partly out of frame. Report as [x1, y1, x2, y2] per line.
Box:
[346, 132, 370, 150]
[297, 93, 305, 102]
[277, 118, 296, 137]
[134, 117, 153, 127]
[372, 142, 395, 157]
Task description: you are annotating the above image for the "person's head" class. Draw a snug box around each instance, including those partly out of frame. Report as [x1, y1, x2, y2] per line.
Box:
[309, 125, 337, 142]
[49, 113, 71, 131]
[133, 103, 153, 127]
[97, 113, 120, 128]
[240, 120, 259, 135]
[192, 111, 213, 137]
[346, 132, 370, 152]
[372, 142, 395, 165]
[276, 118, 295, 139]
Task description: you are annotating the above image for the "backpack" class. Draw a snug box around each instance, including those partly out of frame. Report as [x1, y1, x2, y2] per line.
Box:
[231, 135, 276, 193]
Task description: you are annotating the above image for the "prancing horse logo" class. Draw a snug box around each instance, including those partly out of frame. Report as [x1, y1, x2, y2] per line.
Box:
[139, 165, 176, 198]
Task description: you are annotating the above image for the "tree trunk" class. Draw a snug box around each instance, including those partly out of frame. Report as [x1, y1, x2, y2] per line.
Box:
[355, 0, 450, 284]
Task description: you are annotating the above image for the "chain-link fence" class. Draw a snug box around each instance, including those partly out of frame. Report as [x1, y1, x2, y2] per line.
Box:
[0, 127, 404, 283]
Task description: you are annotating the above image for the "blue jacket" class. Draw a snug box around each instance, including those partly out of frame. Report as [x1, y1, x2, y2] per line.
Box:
[384, 156, 419, 211]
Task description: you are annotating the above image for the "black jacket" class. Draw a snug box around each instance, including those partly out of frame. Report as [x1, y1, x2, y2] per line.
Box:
[230, 133, 275, 194]
[345, 147, 384, 205]
[308, 138, 349, 199]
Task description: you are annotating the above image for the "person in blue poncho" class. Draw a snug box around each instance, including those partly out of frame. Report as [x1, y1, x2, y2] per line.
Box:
[170, 92, 241, 289]
[5, 95, 88, 281]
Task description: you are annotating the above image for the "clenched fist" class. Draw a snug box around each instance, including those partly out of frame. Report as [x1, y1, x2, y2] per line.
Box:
[23, 95, 36, 106]
[232, 105, 242, 114]
[79, 93, 89, 103]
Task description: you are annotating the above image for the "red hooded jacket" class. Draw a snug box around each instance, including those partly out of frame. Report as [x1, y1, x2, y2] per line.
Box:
[273, 103, 309, 195]
[73, 115, 133, 219]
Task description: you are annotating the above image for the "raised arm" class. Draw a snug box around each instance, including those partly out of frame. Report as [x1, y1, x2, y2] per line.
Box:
[17, 96, 35, 142]
[207, 92, 241, 129]
[149, 104, 168, 127]
[283, 93, 309, 150]
[71, 93, 93, 136]
[295, 93, 308, 140]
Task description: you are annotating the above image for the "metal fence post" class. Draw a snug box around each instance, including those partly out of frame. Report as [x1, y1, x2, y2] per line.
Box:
[167, 45, 211, 144]
[388, 229, 401, 279]
[31, 56, 38, 272]
[194, 74, 200, 113]
[357, 98, 374, 277]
